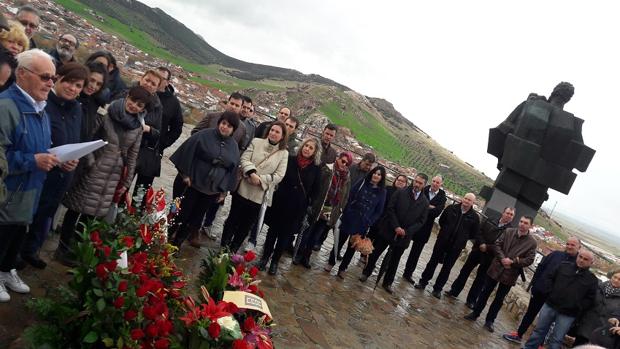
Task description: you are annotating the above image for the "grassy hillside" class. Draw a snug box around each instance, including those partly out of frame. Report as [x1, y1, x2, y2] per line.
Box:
[52, 0, 493, 196]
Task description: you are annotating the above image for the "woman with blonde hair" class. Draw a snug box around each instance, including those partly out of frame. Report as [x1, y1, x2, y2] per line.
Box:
[258, 138, 322, 275]
[0, 21, 29, 57]
[220, 121, 289, 253]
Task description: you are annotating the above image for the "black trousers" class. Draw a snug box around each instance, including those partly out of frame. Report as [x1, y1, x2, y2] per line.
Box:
[328, 234, 348, 266]
[517, 290, 548, 337]
[449, 249, 494, 303]
[402, 239, 427, 278]
[298, 219, 329, 257]
[418, 243, 462, 292]
[170, 185, 218, 247]
[220, 193, 261, 253]
[472, 275, 513, 323]
[337, 242, 357, 272]
[362, 235, 407, 287]
[57, 209, 94, 254]
[261, 225, 293, 266]
[0, 225, 28, 272]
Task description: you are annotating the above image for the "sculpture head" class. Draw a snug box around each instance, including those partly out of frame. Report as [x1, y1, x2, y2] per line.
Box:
[548, 82, 574, 109]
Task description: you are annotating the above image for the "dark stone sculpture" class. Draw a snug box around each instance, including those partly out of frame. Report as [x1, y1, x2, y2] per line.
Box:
[481, 82, 595, 221]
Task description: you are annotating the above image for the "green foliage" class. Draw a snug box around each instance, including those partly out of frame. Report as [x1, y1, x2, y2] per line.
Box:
[198, 250, 233, 301]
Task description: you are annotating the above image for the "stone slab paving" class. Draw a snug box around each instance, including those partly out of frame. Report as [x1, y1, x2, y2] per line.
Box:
[1, 125, 526, 348]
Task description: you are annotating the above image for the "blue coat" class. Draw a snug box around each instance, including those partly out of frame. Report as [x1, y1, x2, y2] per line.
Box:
[0, 84, 52, 224]
[33, 92, 82, 219]
[339, 179, 386, 236]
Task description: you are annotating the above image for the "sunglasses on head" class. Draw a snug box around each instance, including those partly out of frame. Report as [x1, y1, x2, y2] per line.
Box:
[22, 66, 57, 83]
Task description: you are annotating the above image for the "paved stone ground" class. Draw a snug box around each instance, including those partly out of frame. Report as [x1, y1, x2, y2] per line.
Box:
[1, 126, 527, 348]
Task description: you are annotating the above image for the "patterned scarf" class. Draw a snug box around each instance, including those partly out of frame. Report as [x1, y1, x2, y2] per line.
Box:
[326, 166, 349, 206]
[296, 153, 313, 169]
[603, 281, 620, 297]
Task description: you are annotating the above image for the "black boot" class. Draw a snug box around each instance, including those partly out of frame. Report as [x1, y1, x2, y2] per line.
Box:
[257, 258, 268, 271]
[268, 261, 278, 275]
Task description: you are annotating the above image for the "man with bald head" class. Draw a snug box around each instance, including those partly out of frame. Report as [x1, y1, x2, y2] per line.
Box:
[522, 249, 597, 349]
[465, 215, 537, 332]
[255, 106, 291, 138]
[503, 236, 581, 344]
[48, 34, 79, 70]
[0, 49, 58, 302]
[402, 175, 447, 284]
[415, 192, 480, 298]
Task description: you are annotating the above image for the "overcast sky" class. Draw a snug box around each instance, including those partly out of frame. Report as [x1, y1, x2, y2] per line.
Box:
[141, 0, 618, 238]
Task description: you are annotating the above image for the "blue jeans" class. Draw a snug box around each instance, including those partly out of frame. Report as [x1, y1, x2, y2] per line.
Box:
[523, 303, 575, 349]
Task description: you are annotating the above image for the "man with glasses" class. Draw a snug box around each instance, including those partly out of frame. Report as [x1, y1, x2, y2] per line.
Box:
[402, 175, 447, 285]
[0, 49, 58, 302]
[360, 174, 430, 294]
[16, 5, 40, 50]
[48, 34, 79, 70]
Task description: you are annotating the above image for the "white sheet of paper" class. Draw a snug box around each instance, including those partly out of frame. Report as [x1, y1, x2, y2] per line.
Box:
[48, 139, 107, 163]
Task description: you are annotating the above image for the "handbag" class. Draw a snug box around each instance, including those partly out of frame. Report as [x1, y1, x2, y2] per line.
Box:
[136, 143, 162, 177]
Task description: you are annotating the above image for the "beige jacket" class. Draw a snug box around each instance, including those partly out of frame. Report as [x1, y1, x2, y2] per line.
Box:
[237, 138, 288, 205]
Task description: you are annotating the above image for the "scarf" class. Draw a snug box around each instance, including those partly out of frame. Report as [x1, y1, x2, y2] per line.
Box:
[297, 153, 313, 169]
[107, 98, 143, 130]
[326, 165, 349, 206]
[603, 281, 620, 297]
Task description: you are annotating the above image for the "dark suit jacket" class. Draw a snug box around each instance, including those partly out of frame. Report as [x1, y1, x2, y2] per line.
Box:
[379, 187, 429, 248]
[412, 185, 447, 243]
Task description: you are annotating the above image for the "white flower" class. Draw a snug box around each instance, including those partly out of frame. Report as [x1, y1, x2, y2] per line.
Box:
[217, 316, 242, 339]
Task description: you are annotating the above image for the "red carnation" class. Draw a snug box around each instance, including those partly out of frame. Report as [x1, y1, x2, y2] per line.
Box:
[248, 284, 258, 294]
[244, 250, 256, 262]
[130, 328, 145, 340]
[136, 285, 149, 297]
[143, 305, 158, 320]
[154, 338, 169, 349]
[249, 266, 259, 278]
[123, 236, 135, 249]
[102, 245, 112, 257]
[157, 319, 173, 337]
[118, 280, 128, 292]
[113, 296, 125, 309]
[235, 264, 245, 275]
[208, 321, 221, 339]
[145, 323, 158, 337]
[90, 231, 102, 246]
[124, 309, 137, 321]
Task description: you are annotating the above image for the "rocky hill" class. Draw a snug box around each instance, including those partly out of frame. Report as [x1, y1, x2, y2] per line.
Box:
[40, 0, 493, 195]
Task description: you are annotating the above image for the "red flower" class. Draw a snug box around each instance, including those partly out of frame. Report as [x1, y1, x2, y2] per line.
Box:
[208, 321, 221, 339]
[145, 323, 158, 337]
[89, 231, 103, 247]
[118, 280, 128, 292]
[106, 260, 118, 272]
[143, 305, 158, 320]
[140, 224, 153, 244]
[243, 317, 257, 332]
[154, 338, 169, 349]
[102, 245, 112, 258]
[130, 328, 145, 340]
[244, 250, 256, 262]
[258, 290, 265, 298]
[232, 339, 251, 349]
[200, 297, 232, 322]
[95, 264, 108, 280]
[124, 309, 137, 321]
[249, 266, 259, 278]
[225, 302, 240, 314]
[157, 319, 173, 337]
[113, 296, 125, 309]
[123, 236, 135, 249]
[136, 285, 149, 297]
[144, 187, 155, 207]
[235, 264, 245, 275]
[248, 284, 258, 294]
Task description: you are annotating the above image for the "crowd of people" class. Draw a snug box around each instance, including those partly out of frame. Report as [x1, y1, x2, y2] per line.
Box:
[1, 6, 619, 349]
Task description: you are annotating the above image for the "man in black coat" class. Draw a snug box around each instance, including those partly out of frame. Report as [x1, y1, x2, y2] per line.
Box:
[415, 193, 480, 299]
[193, 92, 246, 149]
[446, 206, 515, 307]
[155, 67, 183, 153]
[402, 175, 447, 283]
[360, 173, 429, 294]
[522, 250, 598, 349]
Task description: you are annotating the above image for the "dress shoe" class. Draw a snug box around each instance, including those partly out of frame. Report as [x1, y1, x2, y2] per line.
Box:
[22, 254, 47, 269]
[336, 270, 345, 279]
[268, 262, 278, 275]
[53, 250, 77, 268]
[323, 263, 334, 272]
[483, 321, 495, 333]
[257, 259, 268, 271]
[444, 290, 457, 299]
[431, 290, 442, 299]
[292, 256, 301, 265]
[302, 258, 312, 269]
[464, 312, 478, 321]
[414, 283, 427, 290]
[311, 244, 321, 251]
[336, 253, 343, 261]
[14, 257, 27, 271]
[466, 302, 475, 309]
[359, 274, 368, 282]
[382, 284, 394, 294]
[403, 275, 415, 285]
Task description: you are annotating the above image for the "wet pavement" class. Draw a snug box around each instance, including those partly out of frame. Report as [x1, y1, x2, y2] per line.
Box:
[1, 126, 528, 348]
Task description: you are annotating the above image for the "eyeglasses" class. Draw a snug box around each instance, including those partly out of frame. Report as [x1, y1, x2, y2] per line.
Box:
[21, 66, 57, 83]
[19, 20, 38, 29]
[339, 158, 349, 166]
